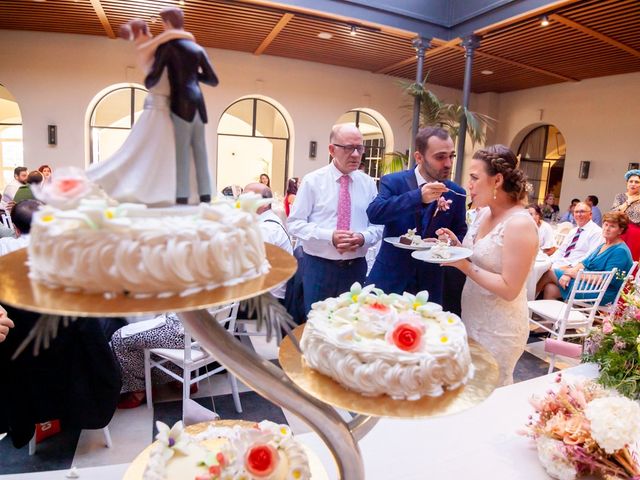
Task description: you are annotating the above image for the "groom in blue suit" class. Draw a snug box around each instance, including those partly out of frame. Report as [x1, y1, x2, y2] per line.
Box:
[367, 127, 467, 305]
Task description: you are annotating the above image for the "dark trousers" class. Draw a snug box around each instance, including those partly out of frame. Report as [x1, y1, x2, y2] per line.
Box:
[302, 253, 367, 315]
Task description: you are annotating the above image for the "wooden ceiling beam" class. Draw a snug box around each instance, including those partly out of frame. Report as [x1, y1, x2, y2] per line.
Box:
[254, 12, 294, 55]
[375, 38, 460, 74]
[550, 13, 640, 58]
[90, 0, 115, 38]
[430, 38, 578, 82]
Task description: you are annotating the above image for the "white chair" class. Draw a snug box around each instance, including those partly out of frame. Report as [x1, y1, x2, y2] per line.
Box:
[594, 261, 638, 324]
[528, 268, 617, 373]
[29, 426, 112, 456]
[0, 212, 12, 230]
[543, 339, 582, 376]
[553, 221, 574, 247]
[144, 303, 242, 420]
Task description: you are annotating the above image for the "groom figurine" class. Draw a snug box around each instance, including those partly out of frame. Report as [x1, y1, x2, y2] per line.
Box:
[366, 127, 467, 306]
[145, 7, 218, 204]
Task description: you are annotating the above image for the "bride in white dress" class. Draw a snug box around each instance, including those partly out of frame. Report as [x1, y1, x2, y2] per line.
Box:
[437, 145, 538, 385]
[87, 20, 193, 206]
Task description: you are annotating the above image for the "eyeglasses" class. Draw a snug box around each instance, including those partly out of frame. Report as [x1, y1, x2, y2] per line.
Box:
[573, 210, 590, 214]
[333, 144, 365, 154]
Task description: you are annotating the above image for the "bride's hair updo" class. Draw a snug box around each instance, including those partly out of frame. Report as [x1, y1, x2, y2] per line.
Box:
[472, 144, 528, 202]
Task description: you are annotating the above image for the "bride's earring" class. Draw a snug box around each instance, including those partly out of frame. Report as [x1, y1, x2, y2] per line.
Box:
[492, 186, 497, 200]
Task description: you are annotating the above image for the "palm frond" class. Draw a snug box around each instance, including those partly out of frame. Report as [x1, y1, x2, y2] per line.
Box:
[381, 151, 410, 175]
[400, 74, 496, 146]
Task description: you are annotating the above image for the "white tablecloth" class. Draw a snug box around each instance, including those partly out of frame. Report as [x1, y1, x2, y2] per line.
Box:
[526, 252, 552, 300]
[297, 363, 600, 479]
[7, 365, 600, 480]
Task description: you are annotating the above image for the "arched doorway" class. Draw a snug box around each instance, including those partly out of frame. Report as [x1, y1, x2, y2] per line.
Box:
[0, 84, 23, 191]
[335, 109, 392, 183]
[87, 84, 148, 165]
[517, 124, 566, 204]
[217, 97, 290, 196]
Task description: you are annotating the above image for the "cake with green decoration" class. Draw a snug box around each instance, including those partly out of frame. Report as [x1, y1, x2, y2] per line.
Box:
[300, 283, 475, 400]
[139, 420, 310, 480]
[27, 168, 269, 298]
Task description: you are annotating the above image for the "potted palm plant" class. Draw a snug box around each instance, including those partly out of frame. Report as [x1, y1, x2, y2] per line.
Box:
[381, 77, 494, 176]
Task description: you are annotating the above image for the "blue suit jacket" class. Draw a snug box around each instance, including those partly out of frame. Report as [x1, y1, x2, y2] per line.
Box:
[366, 170, 468, 303]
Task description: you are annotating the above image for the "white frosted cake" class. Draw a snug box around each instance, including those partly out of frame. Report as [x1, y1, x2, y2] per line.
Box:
[430, 240, 452, 259]
[300, 283, 474, 400]
[28, 169, 269, 298]
[139, 420, 310, 480]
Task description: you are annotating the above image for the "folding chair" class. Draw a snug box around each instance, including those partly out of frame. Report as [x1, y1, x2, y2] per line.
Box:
[144, 303, 242, 421]
[528, 268, 617, 373]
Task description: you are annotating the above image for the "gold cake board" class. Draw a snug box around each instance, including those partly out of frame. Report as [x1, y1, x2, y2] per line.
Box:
[279, 324, 499, 418]
[0, 243, 295, 317]
[122, 420, 329, 480]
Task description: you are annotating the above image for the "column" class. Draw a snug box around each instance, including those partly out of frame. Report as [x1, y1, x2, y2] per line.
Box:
[454, 34, 481, 184]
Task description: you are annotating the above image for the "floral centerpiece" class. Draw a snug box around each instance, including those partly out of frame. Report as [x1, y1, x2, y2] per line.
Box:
[583, 279, 640, 399]
[522, 376, 640, 480]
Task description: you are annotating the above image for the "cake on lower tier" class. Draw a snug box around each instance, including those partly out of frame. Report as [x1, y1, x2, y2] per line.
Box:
[28, 193, 269, 298]
[300, 283, 475, 400]
[137, 420, 310, 480]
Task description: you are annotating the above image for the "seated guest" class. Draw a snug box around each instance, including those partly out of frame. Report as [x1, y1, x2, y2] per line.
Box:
[1, 166, 28, 209]
[535, 202, 602, 297]
[585, 194, 602, 226]
[528, 204, 556, 255]
[110, 313, 185, 408]
[540, 192, 559, 222]
[13, 171, 43, 204]
[541, 211, 633, 304]
[548, 202, 602, 269]
[244, 182, 293, 300]
[0, 199, 42, 256]
[0, 305, 121, 448]
[38, 164, 52, 181]
[559, 198, 580, 225]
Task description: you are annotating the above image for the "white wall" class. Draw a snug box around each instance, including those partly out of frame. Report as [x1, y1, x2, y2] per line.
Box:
[0, 29, 464, 194]
[491, 72, 640, 209]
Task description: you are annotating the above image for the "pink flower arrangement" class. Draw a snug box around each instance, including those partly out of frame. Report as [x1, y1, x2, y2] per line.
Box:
[522, 376, 640, 480]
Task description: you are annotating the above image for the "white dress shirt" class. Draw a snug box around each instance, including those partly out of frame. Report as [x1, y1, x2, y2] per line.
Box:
[0, 234, 29, 256]
[537, 220, 556, 251]
[550, 220, 602, 268]
[258, 209, 292, 299]
[414, 166, 428, 186]
[288, 162, 383, 260]
[1, 179, 22, 210]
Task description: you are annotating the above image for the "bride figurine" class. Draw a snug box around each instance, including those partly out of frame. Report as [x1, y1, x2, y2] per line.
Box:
[86, 19, 193, 206]
[437, 145, 538, 386]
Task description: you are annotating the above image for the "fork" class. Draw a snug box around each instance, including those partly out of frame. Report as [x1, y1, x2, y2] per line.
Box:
[448, 190, 468, 197]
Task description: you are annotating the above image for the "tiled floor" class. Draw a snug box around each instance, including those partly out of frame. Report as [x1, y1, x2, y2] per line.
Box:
[0, 323, 570, 478]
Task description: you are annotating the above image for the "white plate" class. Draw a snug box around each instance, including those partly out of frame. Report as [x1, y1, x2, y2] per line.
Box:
[411, 246, 473, 264]
[384, 236, 436, 251]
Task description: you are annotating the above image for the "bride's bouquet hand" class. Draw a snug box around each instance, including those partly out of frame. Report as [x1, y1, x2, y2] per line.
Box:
[435, 228, 461, 247]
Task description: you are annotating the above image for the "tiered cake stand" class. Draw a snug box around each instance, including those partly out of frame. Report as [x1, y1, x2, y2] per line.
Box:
[0, 245, 499, 479]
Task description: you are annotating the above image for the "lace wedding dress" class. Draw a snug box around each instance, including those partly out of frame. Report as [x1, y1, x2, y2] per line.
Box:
[461, 208, 533, 386]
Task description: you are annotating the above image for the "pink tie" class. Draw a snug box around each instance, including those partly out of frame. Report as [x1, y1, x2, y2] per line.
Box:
[337, 174, 351, 230]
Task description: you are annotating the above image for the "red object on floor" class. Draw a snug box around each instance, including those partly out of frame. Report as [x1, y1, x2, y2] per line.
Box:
[35, 420, 61, 443]
[117, 391, 146, 409]
[168, 381, 198, 395]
